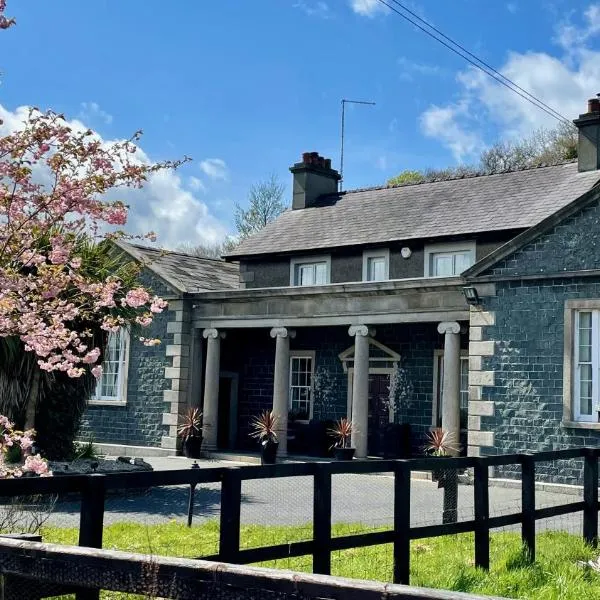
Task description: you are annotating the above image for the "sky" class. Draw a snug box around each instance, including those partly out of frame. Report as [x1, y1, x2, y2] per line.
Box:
[1, 0, 600, 249]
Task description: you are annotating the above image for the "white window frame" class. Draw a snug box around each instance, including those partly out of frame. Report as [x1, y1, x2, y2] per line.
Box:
[424, 241, 476, 277]
[290, 256, 331, 286]
[362, 249, 390, 282]
[289, 350, 315, 421]
[432, 349, 469, 428]
[89, 327, 130, 406]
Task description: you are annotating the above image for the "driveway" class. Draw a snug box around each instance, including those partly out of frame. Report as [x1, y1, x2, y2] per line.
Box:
[41, 457, 584, 536]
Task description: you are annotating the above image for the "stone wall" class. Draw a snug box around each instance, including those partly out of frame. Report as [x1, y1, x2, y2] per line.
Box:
[81, 272, 177, 448]
[470, 196, 600, 483]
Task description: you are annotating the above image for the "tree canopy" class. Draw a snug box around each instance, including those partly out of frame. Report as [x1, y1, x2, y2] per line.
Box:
[387, 122, 577, 187]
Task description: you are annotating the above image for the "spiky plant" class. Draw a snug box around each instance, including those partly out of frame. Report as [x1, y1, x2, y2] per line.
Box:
[177, 408, 203, 441]
[328, 418, 353, 449]
[424, 427, 460, 457]
[249, 411, 278, 443]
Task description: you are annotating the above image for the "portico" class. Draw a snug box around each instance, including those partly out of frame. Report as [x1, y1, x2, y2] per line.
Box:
[190, 277, 489, 458]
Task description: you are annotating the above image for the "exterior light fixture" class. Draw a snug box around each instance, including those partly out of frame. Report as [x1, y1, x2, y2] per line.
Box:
[462, 286, 480, 305]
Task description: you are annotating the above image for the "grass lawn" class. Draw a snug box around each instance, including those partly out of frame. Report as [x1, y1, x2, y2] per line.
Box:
[42, 522, 600, 599]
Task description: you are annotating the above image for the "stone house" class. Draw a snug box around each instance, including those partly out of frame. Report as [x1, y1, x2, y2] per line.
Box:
[84, 98, 600, 480]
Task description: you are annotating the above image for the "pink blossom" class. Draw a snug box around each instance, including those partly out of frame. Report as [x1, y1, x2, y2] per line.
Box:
[23, 454, 49, 475]
[91, 365, 103, 379]
[124, 288, 150, 308]
[82, 347, 101, 364]
[150, 297, 168, 313]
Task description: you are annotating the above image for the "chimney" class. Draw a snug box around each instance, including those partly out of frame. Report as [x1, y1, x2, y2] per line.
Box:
[289, 152, 341, 209]
[574, 96, 600, 172]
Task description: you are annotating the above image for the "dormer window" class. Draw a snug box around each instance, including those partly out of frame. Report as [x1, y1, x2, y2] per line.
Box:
[362, 249, 389, 282]
[290, 256, 330, 286]
[424, 242, 475, 277]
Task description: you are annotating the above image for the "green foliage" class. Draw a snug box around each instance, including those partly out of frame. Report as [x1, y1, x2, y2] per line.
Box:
[387, 122, 578, 188]
[41, 523, 600, 599]
[75, 438, 99, 460]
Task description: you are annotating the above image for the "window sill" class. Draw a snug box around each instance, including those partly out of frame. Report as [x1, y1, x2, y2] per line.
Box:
[562, 420, 600, 430]
[88, 400, 127, 407]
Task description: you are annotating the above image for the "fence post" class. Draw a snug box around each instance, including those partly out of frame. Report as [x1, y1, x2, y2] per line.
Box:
[473, 457, 490, 570]
[393, 461, 411, 585]
[583, 448, 599, 548]
[77, 474, 106, 600]
[521, 454, 535, 563]
[79, 474, 106, 549]
[313, 463, 332, 575]
[187, 462, 200, 527]
[219, 469, 242, 563]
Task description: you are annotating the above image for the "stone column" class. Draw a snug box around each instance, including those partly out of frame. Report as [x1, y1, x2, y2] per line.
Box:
[202, 328, 225, 450]
[349, 325, 370, 458]
[437, 321, 461, 454]
[270, 327, 295, 456]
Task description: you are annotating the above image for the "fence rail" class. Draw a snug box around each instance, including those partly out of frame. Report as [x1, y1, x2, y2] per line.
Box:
[0, 447, 597, 590]
[0, 536, 509, 600]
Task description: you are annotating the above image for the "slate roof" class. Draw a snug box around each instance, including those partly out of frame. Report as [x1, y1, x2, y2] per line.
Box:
[116, 242, 239, 293]
[226, 162, 600, 259]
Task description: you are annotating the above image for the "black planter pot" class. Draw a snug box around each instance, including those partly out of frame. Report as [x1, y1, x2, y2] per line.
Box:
[182, 435, 202, 459]
[261, 439, 279, 465]
[333, 447, 355, 461]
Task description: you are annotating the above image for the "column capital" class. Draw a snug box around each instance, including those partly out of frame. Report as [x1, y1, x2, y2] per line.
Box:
[203, 328, 226, 340]
[348, 325, 373, 337]
[270, 327, 296, 339]
[437, 321, 461, 335]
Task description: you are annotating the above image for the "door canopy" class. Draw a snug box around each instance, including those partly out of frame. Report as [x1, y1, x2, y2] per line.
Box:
[338, 337, 400, 373]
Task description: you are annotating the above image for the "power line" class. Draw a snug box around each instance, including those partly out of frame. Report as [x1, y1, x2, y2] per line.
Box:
[376, 0, 573, 126]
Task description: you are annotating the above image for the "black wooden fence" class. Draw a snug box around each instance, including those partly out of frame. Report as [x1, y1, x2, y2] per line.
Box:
[0, 447, 597, 589]
[0, 536, 509, 600]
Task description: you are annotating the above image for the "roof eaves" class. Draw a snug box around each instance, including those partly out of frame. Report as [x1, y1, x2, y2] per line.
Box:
[464, 182, 600, 279]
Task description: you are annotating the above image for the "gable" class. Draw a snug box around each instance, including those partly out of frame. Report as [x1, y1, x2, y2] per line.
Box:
[477, 191, 600, 278]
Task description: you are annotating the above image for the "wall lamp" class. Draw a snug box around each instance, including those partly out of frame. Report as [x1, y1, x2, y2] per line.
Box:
[462, 286, 480, 306]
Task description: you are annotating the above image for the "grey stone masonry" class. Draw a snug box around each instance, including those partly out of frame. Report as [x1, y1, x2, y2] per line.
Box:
[161, 298, 194, 450]
[472, 193, 600, 483]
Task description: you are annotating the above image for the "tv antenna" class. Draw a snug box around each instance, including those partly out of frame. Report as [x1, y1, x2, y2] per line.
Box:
[340, 98, 376, 191]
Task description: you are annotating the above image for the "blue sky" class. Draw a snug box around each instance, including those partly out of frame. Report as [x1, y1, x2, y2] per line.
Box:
[1, 0, 600, 247]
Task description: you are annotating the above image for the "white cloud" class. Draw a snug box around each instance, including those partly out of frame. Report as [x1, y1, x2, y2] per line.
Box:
[79, 101, 113, 125]
[188, 176, 206, 192]
[418, 2, 600, 161]
[0, 103, 230, 249]
[506, 2, 518, 14]
[397, 56, 442, 81]
[294, 1, 331, 18]
[420, 101, 483, 162]
[199, 157, 228, 180]
[349, 0, 388, 17]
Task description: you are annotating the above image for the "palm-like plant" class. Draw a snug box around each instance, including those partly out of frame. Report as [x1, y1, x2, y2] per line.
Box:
[328, 418, 353, 449]
[424, 428, 460, 457]
[177, 408, 203, 441]
[249, 411, 278, 443]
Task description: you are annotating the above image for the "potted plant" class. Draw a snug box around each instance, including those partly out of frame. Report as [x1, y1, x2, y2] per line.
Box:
[178, 407, 203, 459]
[328, 418, 355, 460]
[424, 427, 460, 486]
[250, 410, 279, 465]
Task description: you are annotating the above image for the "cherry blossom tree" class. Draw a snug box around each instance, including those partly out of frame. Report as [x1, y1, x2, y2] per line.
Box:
[0, 2, 183, 429]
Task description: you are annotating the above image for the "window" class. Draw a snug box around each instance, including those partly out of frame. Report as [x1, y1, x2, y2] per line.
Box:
[290, 256, 330, 286]
[573, 310, 597, 422]
[289, 352, 314, 420]
[91, 328, 129, 404]
[424, 242, 476, 277]
[433, 351, 469, 429]
[362, 249, 389, 282]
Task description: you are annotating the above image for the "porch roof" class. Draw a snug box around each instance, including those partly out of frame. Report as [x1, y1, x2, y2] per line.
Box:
[191, 276, 489, 329]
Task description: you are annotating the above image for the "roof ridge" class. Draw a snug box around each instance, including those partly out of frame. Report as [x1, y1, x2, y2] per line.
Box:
[339, 159, 578, 195]
[128, 242, 235, 265]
